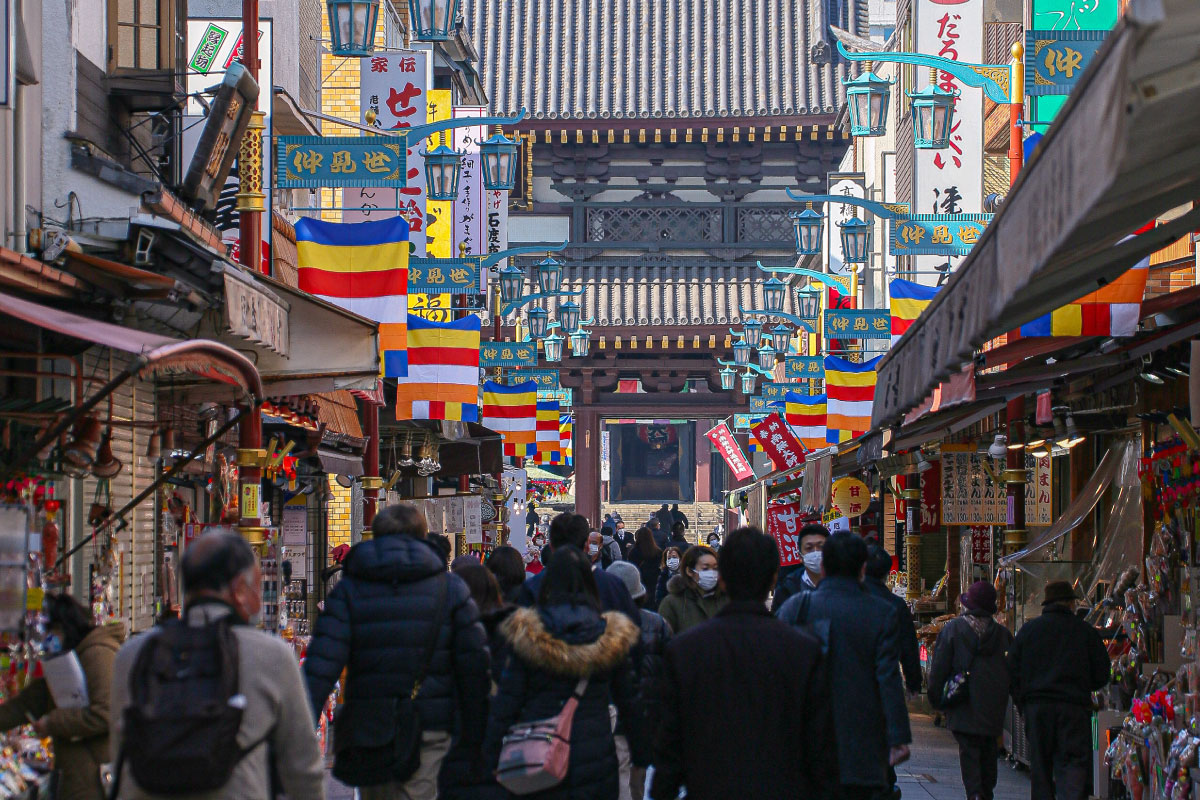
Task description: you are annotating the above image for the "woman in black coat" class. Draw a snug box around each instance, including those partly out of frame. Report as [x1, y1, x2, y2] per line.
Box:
[484, 546, 646, 800]
[627, 528, 663, 607]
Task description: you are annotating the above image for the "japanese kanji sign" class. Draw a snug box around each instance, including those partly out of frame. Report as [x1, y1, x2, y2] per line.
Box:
[512, 369, 559, 390]
[823, 310, 892, 340]
[538, 388, 572, 407]
[452, 106, 487, 290]
[767, 501, 807, 567]
[276, 137, 405, 188]
[748, 396, 782, 413]
[760, 382, 795, 402]
[831, 477, 871, 519]
[407, 258, 480, 295]
[480, 342, 538, 368]
[751, 414, 807, 473]
[940, 444, 1053, 525]
[1024, 30, 1107, 96]
[785, 356, 825, 380]
[705, 422, 754, 482]
[826, 172, 867, 277]
[890, 214, 992, 257]
[733, 413, 763, 432]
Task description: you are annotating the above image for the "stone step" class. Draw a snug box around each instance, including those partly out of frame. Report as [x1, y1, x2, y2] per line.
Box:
[601, 501, 729, 544]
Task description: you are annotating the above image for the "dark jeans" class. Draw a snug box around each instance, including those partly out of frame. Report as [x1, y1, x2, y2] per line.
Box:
[1023, 702, 1091, 800]
[953, 731, 998, 800]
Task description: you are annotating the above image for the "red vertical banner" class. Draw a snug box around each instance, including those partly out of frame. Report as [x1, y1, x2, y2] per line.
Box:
[750, 413, 806, 472]
[919, 460, 941, 535]
[766, 501, 806, 566]
[705, 422, 754, 482]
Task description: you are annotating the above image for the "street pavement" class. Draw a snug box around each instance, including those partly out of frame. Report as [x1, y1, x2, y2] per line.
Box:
[325, 711, 1031, 799]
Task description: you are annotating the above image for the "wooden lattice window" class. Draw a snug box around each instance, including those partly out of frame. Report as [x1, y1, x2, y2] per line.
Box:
[107, 0, 174, 72]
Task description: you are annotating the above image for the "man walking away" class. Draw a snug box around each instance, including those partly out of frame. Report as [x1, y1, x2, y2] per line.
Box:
[670, 503, 689, 530]
[1008, 580, 1109, 800]
[667, 522, 691, 555]
[304, 504, 491, 800]
[652, 527, 831, 800]
[648, 518, 668, 550]
[865, 544, 922, 694]
[777, 532, 911, 799]
[110, 530, 323, 800]
[770, 523, 828, 612]
[928, 581, 1013, 800]
[656, 504, 674, 536]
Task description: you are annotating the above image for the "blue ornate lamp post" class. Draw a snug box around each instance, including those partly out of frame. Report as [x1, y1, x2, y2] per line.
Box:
[838, 216, 872, 264]
[757, 342, 777, 370]
[326, 0, 380, 55]
[423, 142, 464, 201]
[526, 307, 549, 340]
[762, 277, 787, 314]
[796, 286, 821, 321]
[535, 256, 564, 295]
[844, 62, 894, 136]
[480, 132, 520, 191]
[769, 324, 792, 354]
[569, 328, 590, 357]
[732, 338, 752, 367]
[719, 366, 736, 391]
[742, 319, 763, 349]
[407, 0, 459, 41]
[542, 332, 565, 363]
[909, 69, 959, 150]
[498, 263, 525, 305]
[740, 370, 757, 394]
[790, 204, 824, 255]
[558, 300, 581, 334]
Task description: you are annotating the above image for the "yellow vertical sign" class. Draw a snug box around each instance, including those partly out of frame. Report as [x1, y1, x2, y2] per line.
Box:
[410, 89, 454, 321]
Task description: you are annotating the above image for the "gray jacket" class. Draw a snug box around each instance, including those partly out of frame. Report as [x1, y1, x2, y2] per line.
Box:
[110, 604, 324, 800]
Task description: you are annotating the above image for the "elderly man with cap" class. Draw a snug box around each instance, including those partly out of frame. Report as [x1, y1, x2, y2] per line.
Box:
[928, 581, 1014, 800]
[607, 560, 671, 799]
[1007, 580, 1109, 800]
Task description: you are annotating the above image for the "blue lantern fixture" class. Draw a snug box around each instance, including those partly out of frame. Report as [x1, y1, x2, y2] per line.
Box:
[740, 370, 756, 394]
[757, 343, 777, 370]
[406, 0, 459, 41]
[843, 63, 894, 137]
[769, 324, 791, 354]
[732, 338, 751, 366]
[527, 307, 549, 340]
[719, 366, 736, 391]
[543, 332, 564, 363]
[742, 319, 763, 349]
[558, 300, 581, 334]
[480, 132, 520, 191]
[763, 277, 787, 313]
[790, 203, 824, 255]
[327, 0, 381, 55]
[423, 143, 464, 201]
[535, 256, 563, 295]
[838, 216, 872, 264]
[498, 264, 525, 304]
[908, 69, 958, 150]
[796, 286, 821, 320]
[569, 329, 590, 357]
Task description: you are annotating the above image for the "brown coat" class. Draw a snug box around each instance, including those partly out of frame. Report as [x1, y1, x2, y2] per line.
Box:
[0, 623, 123, 800]
[657, 575, 729, 635]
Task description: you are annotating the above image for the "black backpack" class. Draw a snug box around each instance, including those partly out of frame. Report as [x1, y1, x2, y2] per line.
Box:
[112, 614, 271, 796]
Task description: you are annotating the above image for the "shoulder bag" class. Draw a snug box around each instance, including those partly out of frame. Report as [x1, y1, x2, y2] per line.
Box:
[495, 676, 589, 794]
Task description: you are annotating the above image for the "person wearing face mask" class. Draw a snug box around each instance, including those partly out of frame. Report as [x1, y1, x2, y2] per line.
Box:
[654, 546, 684, 608]
[770, 523, 828, 613]
[657, 545, 728, 635]
[110, 529, 324, 800]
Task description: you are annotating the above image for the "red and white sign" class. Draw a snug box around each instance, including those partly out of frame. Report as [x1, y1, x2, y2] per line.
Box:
[706, 422, 754, 482]
[766, 501, 806, 566]
[969, 526, 992, 565]
[751, 413, 807, 472]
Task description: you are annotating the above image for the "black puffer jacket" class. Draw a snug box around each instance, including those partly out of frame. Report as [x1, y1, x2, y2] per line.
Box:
[928, 610, 1014, 736]
[303, 535, 490, 743]
[483, 605, 646, 800]
[634, 608, 671, 737]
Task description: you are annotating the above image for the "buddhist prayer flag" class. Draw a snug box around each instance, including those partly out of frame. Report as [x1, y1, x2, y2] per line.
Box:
[294, 217, 410, 377]
[393, 314, 481, 422]
[560, 414, 574, 467]
[889, 279, 940, 344]
[483, 381, 538, 457]
[824, 355, 883, 443]
[1019, 253, 1150, 337]
[535, 399, 562, 462]
[784, 392, 828, 451]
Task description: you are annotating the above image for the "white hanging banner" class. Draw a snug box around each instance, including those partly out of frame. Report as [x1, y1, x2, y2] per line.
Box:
[452, 106, 487, 290]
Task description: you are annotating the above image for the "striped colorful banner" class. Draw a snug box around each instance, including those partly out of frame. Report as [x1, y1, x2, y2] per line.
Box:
[560, 413, 574, 466]
[536, 399, 562, 461]
[295, 216, 410, 377]
[483, 380, 538, 457]
[890, 279, 940, 344]
[784, 392, 829, 451]
[393, 314, 481, 422]
[824, 355, 882, 442]
[1019, 253, 1150, 337]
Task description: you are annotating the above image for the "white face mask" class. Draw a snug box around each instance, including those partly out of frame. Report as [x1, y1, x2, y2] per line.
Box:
[588, 544, 600, 556]
[696, 569, 719, 592]
[666, 557, 680, 571]
[803, 550, 823, 573]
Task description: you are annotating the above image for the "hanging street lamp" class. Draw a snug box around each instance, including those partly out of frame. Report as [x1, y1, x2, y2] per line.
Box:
[843, 63, 894, 137]
[909, 69, 959, 150]
[757, 342, 777, 370]
[742, 319, 764, 349]
[558, 300, 581, 334]
[526, 307, 549, 340]
[740, 370, 757, 394]
[790, 204, 825, 255]
[769, 324, 792, 354]
[838, 216, 872, 264]
[732, 338, 752, 366]
[543, 332, 564, 363]
[535, 255, 564, 295]
[719, 366, 736, 391]
[326, 0, 381, 56]
[498, 263, 525, 304]
[480, 132, 520, 191]
[407, 0, 459, 41]
[422, 142, 464, 201]
[763, 277, 787, 314]
[796, 285, 821, 320]
[569, 329, 590, 357]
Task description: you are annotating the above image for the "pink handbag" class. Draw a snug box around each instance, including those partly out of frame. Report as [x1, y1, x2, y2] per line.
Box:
[495, 678, 589, 794]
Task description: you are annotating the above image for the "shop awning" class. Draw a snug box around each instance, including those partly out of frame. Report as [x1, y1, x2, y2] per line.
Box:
[873, 0, 1200, 428]
[317, 448, 364, 478]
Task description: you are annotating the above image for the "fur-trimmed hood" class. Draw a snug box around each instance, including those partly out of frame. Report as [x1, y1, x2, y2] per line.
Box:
[502, 605, 639, 678]
[667, 573, 692, 596]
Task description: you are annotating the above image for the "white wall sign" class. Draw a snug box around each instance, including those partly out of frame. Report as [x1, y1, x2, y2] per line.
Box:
[600, 430, 610, 482]
[503, 466, 528, 556]
[464, 497, 483, 545]
[825, 172, 867, 277]
[281, 499, 306, 546]
[452, 106, 487, 290]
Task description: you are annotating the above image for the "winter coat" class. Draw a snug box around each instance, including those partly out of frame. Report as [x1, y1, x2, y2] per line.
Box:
[671, 509, 689, 529]
[864, 576, 924, 693]
[666, 535, 691, 556]
[927, 610, 1014, 736]
[0, 624, 122, 800]
[627, 548, 662, 606]
[518, 564, 639, 624]
[1008, 603, 1109, 708]
[112, 604, 324, 800]
[658, 575, 729, 635]
[656, 508, 674, 533]
[651, 602, 833, 800]
[303, 534, 491, 747]
[483, 605, 646, 800]
[600, 534, 622, 568]
[769, 567, 817, 613]
[651, 525, 670, 550]
[634, 609, 671, 736]
[777, 576, 911, 789]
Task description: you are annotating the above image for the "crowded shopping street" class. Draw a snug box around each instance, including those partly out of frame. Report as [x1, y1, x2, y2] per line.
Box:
[1, 0, 1200, 798]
